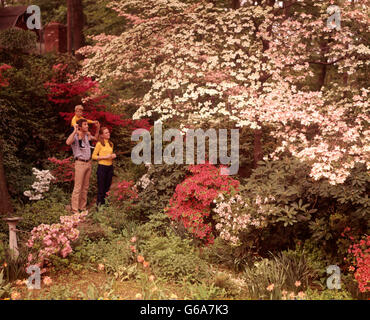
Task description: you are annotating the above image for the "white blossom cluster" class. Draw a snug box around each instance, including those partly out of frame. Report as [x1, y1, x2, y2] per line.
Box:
[24, 168, 55, 201]
[136, 173, 152, 190]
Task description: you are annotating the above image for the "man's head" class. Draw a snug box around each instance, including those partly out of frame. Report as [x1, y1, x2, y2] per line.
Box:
[77, 119, 89, 132]
[75, 105, 84, 117]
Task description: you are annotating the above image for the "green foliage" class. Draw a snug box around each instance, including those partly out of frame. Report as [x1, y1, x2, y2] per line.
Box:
[77, 278, 120, 300]
[135, 211, 173, 238]
[0, 51, 79, 198]
[305, 287, 353, 300]
[90, 203, 136, 236]
[0, 245, 29, 282]
[201, 237, 251, 272]
[0, 28, 37, 52]
[231, 157, 369, 259]
[83, 0, 129, 42]
[0, 270, 12, 299]
[243, 250, 317, 300]
[244, 258, 287, 300]
[140, 233, 208, 283]
[186, 282, 226, 300]
[17, 198, 68, 232]
[36, 283, 75, 300]
[137, 272, 172, 299]
[72, 236, 133, 275]
[126, 164, 188, 223]
[211, 272, 242, 297]
[270, 250, 317, 291]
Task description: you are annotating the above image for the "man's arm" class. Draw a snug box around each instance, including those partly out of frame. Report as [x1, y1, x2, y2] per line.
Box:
[66, 124, 78, 145]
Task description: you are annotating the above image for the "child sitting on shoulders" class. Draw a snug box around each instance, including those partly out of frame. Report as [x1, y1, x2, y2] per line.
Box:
[71, 105, 98, 127]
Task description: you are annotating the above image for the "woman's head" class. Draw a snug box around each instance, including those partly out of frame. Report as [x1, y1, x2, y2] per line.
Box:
[98, 127, 112, 147]
[100, 127, 110, 140]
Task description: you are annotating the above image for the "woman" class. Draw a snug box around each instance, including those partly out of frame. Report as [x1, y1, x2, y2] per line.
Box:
[92, 127, 116, 206]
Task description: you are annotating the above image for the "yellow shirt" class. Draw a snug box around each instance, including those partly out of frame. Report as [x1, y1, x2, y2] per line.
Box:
[92, 140, 114, 166]
[71, 115, 95, 127]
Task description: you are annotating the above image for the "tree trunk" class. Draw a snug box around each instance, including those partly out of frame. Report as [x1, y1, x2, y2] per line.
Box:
[67, 0, 84, 58]
[253, 128, 263, 169]
[67, 0, 73, 54]
[0, 139, 13, 217]
[231, 0, 240, 9]
[73, 0, 84, 55]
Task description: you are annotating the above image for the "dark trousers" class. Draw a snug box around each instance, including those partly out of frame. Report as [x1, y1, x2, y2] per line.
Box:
[97, 164, 113, 206]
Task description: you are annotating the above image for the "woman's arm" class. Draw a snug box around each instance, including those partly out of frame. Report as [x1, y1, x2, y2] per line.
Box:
[92, 143, 112, 161]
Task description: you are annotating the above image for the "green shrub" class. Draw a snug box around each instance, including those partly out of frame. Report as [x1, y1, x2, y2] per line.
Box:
[135, 211, 173, 239]
[0, 28, 37, 52]
[141, 233, 209, 283]
[91, 203, 133, 235]
[72, 236, 133, 275]
[125, 164, 188, 223]
[201, 237, 251, 272]
[17, 199, 68, 232]
[218, 157, 369, 261]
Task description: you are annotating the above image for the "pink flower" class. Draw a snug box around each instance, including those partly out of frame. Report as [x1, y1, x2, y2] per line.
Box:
[130, 236, 137, 243]
[98, 264, 105, 271]
[266, 284, 274, 291]
[11, 291, 21, 300]
[294, 281, 301, 287]
[137, 255, 144, 263]
[43, 276, 53, 286]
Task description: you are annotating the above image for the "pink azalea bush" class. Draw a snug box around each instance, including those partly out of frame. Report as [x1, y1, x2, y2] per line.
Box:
[26, 211, 88, 272]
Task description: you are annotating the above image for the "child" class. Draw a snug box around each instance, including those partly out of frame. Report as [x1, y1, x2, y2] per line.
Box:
[68, 105, 99, 143]
[71, 105, 98, 127]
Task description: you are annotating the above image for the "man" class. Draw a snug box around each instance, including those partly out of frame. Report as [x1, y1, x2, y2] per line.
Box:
[66, 119, 100, 214]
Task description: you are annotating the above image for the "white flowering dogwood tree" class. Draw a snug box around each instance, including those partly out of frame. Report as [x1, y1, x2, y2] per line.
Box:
[78, 0, 369, 186]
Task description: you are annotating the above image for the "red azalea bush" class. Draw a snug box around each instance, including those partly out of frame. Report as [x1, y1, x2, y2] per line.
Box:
[48, 156, 75, 182]
[45, 63, 151, 133]
[165, 163, 239, 245]
[109, 180, 138, 204]
[347, 235, 370, 293]
[44, 64, 101, 105]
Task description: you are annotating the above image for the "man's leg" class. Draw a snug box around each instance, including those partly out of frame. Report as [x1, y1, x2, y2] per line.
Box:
[79, 161, 92, 211]
[71, 161, 84, 214]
